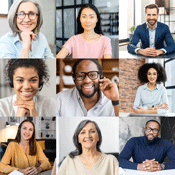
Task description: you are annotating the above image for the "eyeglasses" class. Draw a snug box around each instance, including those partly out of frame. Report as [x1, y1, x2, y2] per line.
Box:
[16, 11, 38, 20]
[145, 127, 160, 134]
[75, 71, 100, 81]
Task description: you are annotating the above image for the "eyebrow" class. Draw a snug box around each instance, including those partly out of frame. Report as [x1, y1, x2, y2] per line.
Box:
[82, 14, 95, 16]
[15, 76, 38, 79]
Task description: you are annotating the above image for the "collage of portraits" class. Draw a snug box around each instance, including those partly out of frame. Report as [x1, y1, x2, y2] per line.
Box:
[0, 0, 175, 175]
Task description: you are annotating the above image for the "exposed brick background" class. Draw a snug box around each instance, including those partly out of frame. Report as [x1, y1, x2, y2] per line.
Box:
[119, 59, 145, 112]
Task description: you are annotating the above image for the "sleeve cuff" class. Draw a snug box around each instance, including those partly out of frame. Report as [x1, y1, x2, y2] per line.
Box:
[161, 48, 167, 54]
[135, 48, 140, 54]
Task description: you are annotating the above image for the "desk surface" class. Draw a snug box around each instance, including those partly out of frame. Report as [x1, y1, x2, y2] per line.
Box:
[120, 168, 175, 175]
[129, 113, 175, 117]
[119, 51, 175, 59]
[0, 170, 52, 175]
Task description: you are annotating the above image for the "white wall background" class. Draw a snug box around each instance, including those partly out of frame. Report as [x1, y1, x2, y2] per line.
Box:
[0, 0, 55, 46]
[58, 117, 119, 163]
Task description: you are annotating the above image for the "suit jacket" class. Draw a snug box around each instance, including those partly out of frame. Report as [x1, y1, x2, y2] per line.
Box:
[127, 22, 175, 54]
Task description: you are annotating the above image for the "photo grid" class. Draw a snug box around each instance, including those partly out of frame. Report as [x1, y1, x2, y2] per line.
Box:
[0, 0, 175, 175]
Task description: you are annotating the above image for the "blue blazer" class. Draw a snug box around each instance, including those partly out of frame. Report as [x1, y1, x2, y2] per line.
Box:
[127, 22, 175, 54]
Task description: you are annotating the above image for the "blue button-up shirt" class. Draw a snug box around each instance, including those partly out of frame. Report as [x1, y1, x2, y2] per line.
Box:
[0, 32, 54, 58]
[133, 83, 168, 114]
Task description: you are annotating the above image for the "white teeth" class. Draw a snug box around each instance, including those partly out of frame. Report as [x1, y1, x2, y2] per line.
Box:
[22, 92, 32, 94]
[83, 85, 93, 88]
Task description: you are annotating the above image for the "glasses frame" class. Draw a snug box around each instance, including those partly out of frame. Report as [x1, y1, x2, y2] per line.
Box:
[145, 127, 160, 134]
[75, 71, 100, 81]
[16, 12, 38, 20]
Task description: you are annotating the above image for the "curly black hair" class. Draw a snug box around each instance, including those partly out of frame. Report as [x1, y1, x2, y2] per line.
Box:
[138, 62, 167, 84]
[5, 59, 49, 91]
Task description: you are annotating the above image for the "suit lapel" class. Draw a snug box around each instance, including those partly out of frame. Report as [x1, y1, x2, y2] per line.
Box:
[155, 22, 160, 47]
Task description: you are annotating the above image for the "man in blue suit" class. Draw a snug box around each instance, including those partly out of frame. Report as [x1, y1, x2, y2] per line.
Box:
[127, 4, 175, 57]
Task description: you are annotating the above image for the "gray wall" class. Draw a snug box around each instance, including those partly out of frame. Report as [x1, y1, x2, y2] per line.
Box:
[0, 0, 55, 46]
[119, 117, 160, 152]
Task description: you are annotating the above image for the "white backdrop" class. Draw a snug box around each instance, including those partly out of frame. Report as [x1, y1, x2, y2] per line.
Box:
[58, 117, 119, 162]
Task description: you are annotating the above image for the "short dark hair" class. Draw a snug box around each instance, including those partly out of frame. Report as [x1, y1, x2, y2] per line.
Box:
[145, 4, 159, 14]
[72, 59, 103, 81]
[5, 59, 49, 91]
[145, 120, 161, 129]
[138, 62, 167, 84]
[14, 119, 37, 155]
[69, 120, 102, 158]
[76, 4, 103, 35]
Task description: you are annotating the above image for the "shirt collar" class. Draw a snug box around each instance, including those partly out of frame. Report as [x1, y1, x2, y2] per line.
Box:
[143, 83, 159, 90]
[12, 33, 21, 45]
[146, 22, 157, 30]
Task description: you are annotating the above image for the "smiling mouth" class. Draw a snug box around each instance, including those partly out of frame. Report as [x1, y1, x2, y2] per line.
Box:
[20, 91, 33, 97]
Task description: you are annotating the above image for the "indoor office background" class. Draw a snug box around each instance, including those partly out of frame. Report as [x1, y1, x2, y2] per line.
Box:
[119, 0, 175, 51]
[56, 59, 119, 93]
[0, 0, 56, 56]
[56, 0, 119, 58]
[58, 117, 119, 169]
[119, 58, 175, 115]
[0, 59, 56, 100]
[0, 117, 56, 165]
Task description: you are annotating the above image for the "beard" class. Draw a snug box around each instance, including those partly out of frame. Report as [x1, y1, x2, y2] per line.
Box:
[147, 19, 157, 26]
[76, 83, 100, 98]
[144, 133, 158, 144]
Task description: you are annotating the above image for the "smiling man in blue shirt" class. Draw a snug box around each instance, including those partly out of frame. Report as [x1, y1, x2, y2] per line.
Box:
[119, 120, 175, 171]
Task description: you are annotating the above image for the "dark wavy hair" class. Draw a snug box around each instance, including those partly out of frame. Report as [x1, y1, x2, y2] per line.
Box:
[138, 63, 167, 84]
[5, 59, 49, 91]
[76, 4, 103, 35]
[69, 120, 102, 158]
[72, 59, 103, 81]
[14, 119, 37, 155]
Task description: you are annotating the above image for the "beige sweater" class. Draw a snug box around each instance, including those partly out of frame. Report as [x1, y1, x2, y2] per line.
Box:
[58, 153, 119, 175]
[0, 141, 51, 174]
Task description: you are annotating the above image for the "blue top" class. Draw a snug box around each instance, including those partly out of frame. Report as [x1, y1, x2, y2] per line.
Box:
[127, 22, 175, 54]
[0, 32, 54, 58]
[119, 136, 175, 170]
[133, 83, 168, 114]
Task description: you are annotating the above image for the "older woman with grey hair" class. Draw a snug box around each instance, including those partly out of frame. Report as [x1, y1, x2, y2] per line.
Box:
[0, 0, 54, 58]
[58, 120, 119, 175]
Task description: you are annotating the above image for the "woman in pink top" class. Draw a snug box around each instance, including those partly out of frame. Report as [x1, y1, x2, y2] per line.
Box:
[57, 4, 112, 58]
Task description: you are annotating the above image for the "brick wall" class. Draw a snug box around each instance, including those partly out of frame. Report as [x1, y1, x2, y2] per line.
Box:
[119, 59, 145, 112]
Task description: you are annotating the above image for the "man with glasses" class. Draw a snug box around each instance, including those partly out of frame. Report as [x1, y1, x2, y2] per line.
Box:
[119, 120, 175, 171]
[57, 59, 119, 116]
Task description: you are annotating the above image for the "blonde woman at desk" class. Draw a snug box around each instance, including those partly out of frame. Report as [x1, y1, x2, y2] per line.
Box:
[57, 4, 112, 59]
[58, 120, 118, 175]
[133, 62, 168, 114]
[0, 119, 51, 174]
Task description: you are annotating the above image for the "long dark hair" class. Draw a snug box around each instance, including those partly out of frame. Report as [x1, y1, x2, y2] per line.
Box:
[14, 119, 37, 155]
[69, 120, 102, 158]
[76, 4, 103, 35]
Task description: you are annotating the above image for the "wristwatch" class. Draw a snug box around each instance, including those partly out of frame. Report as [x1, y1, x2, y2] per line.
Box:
[160, 163, 165, 170]
[112, 100, 119, 106]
